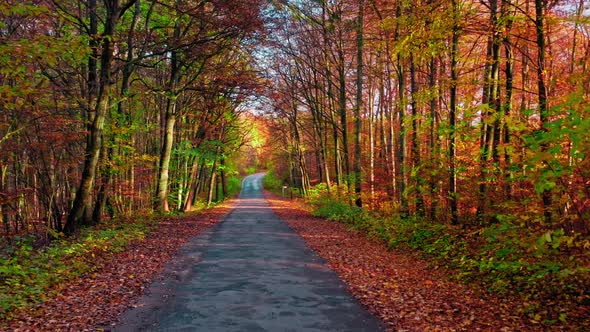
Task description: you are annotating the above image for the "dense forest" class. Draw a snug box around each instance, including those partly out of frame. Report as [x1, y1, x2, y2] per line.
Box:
[1, 0, 590, 328]
[261, 0, 590, 326]
[1, 0, 265, 235]
[266, 0, 590, 229]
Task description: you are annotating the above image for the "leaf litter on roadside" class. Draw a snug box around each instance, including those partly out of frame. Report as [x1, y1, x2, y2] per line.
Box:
[263, 191, 544, 332]
[1, 201, 234, 331]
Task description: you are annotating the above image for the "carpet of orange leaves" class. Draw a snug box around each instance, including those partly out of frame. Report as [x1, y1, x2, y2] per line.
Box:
[2, 201, 235, 332]
[263, 191, 542, 332]
[1, 192, 561, 331]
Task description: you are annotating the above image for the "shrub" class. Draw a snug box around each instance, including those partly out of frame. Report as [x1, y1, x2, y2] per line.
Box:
[0, 219, 153, 319]
[262, 170, 283, 191]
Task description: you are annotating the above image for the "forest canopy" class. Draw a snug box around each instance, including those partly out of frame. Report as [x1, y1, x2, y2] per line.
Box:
[0, 0, 265, 235]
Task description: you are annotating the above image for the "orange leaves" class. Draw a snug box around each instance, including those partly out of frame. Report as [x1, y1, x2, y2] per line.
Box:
[1, 202, 234, 331]
[265, 190, 538, 331]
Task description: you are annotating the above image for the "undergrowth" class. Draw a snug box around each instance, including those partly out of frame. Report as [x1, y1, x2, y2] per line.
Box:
[0, 218, 154, 319]
[262, 170, 285, 192]
[310, 195, 590, 327]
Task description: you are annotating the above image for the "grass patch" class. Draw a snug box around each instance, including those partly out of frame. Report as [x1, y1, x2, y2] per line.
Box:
[0, 218, 155, 319]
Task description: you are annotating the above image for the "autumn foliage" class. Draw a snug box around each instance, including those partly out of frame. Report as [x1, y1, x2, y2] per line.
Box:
[262, 0, 590, 327]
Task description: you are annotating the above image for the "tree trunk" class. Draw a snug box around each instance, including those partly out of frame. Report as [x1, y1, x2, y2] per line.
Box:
[155, 21, 181, 213]
[410, 53, 423, 215]
[535, 0, 553, 223]
[155, 108, 176, 212]
[397, 54, 407, 214]
[207, 161, 217, 206]
[477, 0, 501, 222]
[429, 57, 438, 219]
[503, 1, 514, 198]
[220, 156, 227, 199]
[353, 0, 364, 207]
[183, 158, 200, 212]
[338, 43, 350, 194]
[449, 0, 459, 225]
[1, 165, 8, 234]
[66, 0, 124, 233]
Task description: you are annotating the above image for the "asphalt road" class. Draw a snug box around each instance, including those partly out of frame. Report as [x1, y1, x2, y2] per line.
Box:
[115, 173, 384, 332]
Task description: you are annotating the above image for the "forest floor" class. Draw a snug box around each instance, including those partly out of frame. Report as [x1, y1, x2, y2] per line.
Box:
[1, 190, 583, 331]
[263, 190, 565, 331]
[1, 201, 235, 331]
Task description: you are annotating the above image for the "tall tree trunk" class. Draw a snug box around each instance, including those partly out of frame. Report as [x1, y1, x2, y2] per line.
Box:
[338, 43, 350, 194]
[397, 54, 407, 214]
[92, 144, 112, 224]
[353, 0, 364, 207]
[155, 21, 181, 212]
[394, 3, 407, 213]
[570, 0, 585, 74]
[535, 0, 553, 223]
[449, 0, 459, 225]
[220, 156, 227, 199]
[410, 53, 424, 215]
[66, 0, 125, 233]
[369, 76, 376, 206]
[321, 3, 340, 191]
[1, 165, 8, 234]
[503, 1, 514, 198]
[477, 0, 501, 222]
[207, 159, 217, 206]
[429, 57, 438, 219]
[93, 1, 140, 222]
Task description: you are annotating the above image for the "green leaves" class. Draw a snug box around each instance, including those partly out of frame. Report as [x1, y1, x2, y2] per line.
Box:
[0, 220, 151, 319]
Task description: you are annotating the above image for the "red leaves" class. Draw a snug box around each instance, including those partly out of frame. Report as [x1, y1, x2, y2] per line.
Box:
[1, 201, 234, 331]
[264, 191, 539, 331]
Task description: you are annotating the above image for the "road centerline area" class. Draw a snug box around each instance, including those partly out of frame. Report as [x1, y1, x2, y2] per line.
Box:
[115, 173, 384, 332]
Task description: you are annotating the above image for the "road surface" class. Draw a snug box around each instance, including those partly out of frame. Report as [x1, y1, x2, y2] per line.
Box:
[115, 173, 384, 331]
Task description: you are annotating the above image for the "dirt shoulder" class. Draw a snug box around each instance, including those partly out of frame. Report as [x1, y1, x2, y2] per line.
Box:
[2, 201, 234, 331]
[263, 191, 543, 332]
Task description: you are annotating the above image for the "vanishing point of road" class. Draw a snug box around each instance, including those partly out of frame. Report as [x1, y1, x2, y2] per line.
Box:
[115, 173, 385, 331]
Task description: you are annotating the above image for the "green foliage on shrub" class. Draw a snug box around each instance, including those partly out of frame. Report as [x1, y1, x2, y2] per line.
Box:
[0, 219, 153, 319]
[262, 171, 283, 191]
[226, 176, 242, 197]
[308, 190, 590, 325]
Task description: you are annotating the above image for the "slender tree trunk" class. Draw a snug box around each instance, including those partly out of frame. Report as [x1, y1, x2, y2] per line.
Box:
[321, 3, 339, 191]
[410, 53, 423, 215]
[503, 2, 514, 198]
[570, 0, 584, 74]
[397, 54, 407, 214]
[183, 158, 200, 212]
[369, 79, 376, 205]
[220, 156, 227, 199]
[207, 159, 217, 206]
[429, 57, 438, 219]
[353, 0, 364, 207]
[155, 21, 181, 213]
[338, 45, 350, 193]
[1, 165, 8, 234]
[477, 0, 501, 222]
[535, 0, 553, 223]
[449, 0, 459, 225]
[92, 143, 112, 224]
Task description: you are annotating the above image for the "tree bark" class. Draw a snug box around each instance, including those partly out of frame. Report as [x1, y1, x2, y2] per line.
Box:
[449, 0, 459, 225]
[410, 53, 423, 215]
[535, 0, 553, 223]
[66, 0, 128, 233]
[155, 21, 181, 213]
[353, 0, 364, 207]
